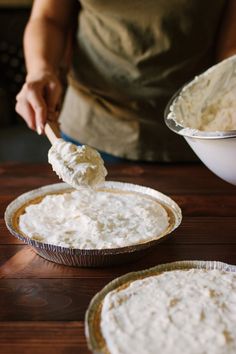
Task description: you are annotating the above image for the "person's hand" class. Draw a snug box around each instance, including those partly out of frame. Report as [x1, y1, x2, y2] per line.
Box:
[15, 70, 62, 134]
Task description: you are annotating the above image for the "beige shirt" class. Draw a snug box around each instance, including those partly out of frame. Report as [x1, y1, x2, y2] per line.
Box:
[60, 0, 226, 161]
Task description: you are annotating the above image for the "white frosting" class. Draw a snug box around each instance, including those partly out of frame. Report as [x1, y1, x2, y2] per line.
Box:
[169, 55, 236, 133]
[101, 269, 236, 354]
[48, 139, 107, 188]
[19, 189, 169, 249]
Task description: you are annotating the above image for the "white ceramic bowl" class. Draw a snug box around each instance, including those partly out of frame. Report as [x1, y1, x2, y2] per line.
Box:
[165, 55, 236, 185]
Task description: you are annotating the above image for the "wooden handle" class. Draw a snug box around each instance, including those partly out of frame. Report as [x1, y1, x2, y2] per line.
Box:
[44, 121, 61, 145]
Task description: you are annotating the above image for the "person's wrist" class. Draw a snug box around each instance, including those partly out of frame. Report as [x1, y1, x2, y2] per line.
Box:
[26, 63, 59, 82]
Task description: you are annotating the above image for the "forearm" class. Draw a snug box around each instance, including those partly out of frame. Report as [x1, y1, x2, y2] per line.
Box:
[24, 17, 68, 76]
[23, 0, 78, 78]
[216, 0, 236, 61]
[16, 0, 78, 132]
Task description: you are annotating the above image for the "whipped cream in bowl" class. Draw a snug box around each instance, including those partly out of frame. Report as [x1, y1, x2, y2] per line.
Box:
[165, 55, 236, 138]
[165, 54, 236, 185]
[4, 182, 181, 267]
[48, 139, 107, 188]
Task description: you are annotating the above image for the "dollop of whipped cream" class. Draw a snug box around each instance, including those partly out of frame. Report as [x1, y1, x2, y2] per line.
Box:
[18, 189, 169, 249]
[48, 139, 107, 188]
[101, 269, 236, 354]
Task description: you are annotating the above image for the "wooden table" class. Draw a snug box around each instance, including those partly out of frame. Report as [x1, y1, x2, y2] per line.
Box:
[0, 162, 236, 354]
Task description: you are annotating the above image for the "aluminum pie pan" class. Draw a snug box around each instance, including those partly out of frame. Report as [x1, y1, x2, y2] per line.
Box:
[85, 260, 236, 354]
[4, 182, 182, 267]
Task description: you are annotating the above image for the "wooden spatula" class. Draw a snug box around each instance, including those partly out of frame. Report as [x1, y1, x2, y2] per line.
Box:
[44, 121, 61, 145]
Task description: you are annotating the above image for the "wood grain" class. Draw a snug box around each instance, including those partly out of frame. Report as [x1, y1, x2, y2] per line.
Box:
[0, 322, 89, 354]
[0, 278, 115, 321]
[0, 162, 236, 353]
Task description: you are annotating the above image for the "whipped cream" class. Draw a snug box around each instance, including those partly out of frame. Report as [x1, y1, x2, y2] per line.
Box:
[199, 91, 236, 131]
[101, 269, 236, 354]
[169, 55, 236, 133]
[48, 139, 107, 188]
[19, 189, 169, 249]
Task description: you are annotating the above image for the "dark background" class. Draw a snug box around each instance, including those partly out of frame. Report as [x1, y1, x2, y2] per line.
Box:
[0, 1, 50, 162]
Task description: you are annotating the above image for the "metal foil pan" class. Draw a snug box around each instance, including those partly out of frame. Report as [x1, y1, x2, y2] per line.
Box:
[85, 260, 236, 353]
[5, 182, 182, 267]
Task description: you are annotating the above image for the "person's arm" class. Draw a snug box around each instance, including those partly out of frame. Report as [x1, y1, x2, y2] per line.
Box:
[16, 0, 78, 134]
[216, 0, 236, 61]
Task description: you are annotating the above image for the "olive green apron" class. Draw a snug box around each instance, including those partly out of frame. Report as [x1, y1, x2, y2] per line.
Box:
[60, 0, 226, 161]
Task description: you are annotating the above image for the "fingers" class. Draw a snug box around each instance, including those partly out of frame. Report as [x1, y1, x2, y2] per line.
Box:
[27, 88, 47, 134]
[15, 73, 62, 134]
[16, 82, 47, 134]
[15, 98, 36, 130]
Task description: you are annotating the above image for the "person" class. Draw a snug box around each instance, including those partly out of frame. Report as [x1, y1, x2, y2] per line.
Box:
[15, 0, 236, 162]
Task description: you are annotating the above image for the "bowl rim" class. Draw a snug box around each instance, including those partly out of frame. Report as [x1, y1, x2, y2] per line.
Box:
[4, 181, 182, 256]
[164, 55, 236, 140]
[165, 88, 236, 140]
